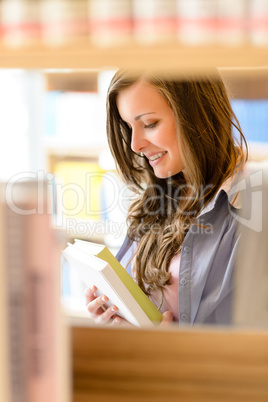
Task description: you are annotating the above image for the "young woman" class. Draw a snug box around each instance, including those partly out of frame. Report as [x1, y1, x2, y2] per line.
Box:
[85, 69, 248, 326]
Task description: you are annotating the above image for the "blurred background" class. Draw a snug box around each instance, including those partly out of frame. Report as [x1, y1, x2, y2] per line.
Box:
[1, 1, 268, 402]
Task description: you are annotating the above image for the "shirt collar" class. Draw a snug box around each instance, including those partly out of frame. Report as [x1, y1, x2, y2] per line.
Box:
[198, 175, 241, 218]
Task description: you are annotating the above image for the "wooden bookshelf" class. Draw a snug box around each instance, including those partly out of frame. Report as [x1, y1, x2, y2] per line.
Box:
[71, 324, 268, 402]
[0, 43, 267, 73]
[1, 24, 267, 402]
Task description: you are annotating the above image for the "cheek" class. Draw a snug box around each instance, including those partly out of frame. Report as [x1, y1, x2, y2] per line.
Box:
[169, 133, 180, 152]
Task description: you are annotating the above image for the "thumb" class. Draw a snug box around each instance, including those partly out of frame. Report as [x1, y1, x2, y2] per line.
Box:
[160, 311, 173, 326]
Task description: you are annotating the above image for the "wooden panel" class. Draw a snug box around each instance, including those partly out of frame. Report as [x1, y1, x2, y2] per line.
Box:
[220, 68, 268, 99]
[71, 325, 268, 402]
[45, 71, 99, 92]
[0, 43, 268, 72]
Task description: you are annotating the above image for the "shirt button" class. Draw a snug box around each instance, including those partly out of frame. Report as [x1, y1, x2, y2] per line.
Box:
[183, 246, 190, 253]
[180, 313, 188, 321]
[180, 278, 187, 285]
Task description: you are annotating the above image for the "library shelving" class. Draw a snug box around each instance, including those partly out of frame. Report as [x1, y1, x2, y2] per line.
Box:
[0, 42, 268, 72]
[1, 16, 268, 402]
[71, 323, 268, 402]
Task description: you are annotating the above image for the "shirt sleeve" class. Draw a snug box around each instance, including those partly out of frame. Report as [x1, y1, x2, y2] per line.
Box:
[116, 236, 134, 275]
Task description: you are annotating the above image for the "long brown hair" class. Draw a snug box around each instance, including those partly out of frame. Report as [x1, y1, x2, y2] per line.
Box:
[106, 69, 247, 295]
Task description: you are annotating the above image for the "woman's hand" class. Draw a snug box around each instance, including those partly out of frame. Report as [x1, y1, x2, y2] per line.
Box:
[159, 311, 174, 326]
[85, 285, 121, 325]
[85, 286, 174, 327]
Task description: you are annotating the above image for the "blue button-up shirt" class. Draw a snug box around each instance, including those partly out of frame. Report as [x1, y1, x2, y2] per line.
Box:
[116, 190, 239, 326]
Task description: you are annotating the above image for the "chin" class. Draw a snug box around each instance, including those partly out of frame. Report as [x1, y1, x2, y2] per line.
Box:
[153, 168, 182, 179]
[153, 171, 170, 179]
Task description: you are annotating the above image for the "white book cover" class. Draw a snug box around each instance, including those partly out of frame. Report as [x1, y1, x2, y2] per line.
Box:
[63, 239, 162, 327]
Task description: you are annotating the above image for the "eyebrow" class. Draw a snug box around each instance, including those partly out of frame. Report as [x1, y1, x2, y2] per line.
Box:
[134, 112, 156, 121]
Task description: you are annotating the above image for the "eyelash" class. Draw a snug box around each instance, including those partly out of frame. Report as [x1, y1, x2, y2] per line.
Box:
[144, 122, 158, 129]
[125, 121, 158, 132]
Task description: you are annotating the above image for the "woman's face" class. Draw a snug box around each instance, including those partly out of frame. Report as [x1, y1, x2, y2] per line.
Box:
[116, 80, 184, 179]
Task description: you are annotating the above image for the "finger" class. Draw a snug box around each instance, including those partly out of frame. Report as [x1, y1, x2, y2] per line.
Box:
[85, 285, 97, 305]
[111, 316, 133, 327]
[95, 305, 119, 325]
[111, 316, 122, 326]
[160, 311, 173, 326]
[87, 294, 110, 317]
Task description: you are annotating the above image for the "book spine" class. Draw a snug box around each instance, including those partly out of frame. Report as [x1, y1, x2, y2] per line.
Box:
[0, 189, 11, 402]
[1, 0, 41, 47]
[24, 213, 56, 401]
[5, 201, 27, 402]
[217, 0, 248, 46]
[88, 0, 133, 46]
[4, 179, 70, 402]
[23, 184, 69, 402]
[176, 0, 218, 45]
[40, 0, 88, 46]
[233, 162, 268, 326]
[0, 0, 264, 47]
[248, 0, 268, 46]
[133, 0, 177, 44]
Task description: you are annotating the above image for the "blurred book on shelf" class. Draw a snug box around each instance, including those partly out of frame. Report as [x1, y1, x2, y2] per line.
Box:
[1, 0, 41, 47]
[0, 178, 70, 402]
[176, 0, 218, 46]
[217, 0, 248, 46]
[53, 159, 105, 224]
[133, 0, 177, 44]
[39, 0, 88, 46]
[234, 161, 268, 327]
[0, 0, 267, 48]
[88, 0, 133, 46]
[249, 0, 268, 46]
[49, 148, 128, 243]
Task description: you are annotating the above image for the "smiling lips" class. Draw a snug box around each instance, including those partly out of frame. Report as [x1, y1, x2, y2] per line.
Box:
[147, 151, 167, 161]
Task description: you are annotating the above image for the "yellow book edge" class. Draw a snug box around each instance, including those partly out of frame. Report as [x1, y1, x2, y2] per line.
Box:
[97, 247, 162, 324]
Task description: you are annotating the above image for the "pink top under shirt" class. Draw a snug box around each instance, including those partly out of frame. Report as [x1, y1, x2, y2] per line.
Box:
[149, 253, 180, 322]
[132, 253, 180, 322]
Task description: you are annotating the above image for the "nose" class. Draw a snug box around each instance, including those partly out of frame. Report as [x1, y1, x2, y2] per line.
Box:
[131, 127, 148, 153]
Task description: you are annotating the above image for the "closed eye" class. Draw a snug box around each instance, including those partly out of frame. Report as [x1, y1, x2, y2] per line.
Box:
[144, 121, 158, 129]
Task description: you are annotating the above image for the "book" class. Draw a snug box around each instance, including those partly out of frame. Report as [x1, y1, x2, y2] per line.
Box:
[0, 184, 11, 402]
[233, 161, 268, 327]
[176, 0, 218, 46]
[1, 0, 41, 47]
[63, 239, 163, 327]
[133, 0, 177, 44]
[88, 0, 133, 46]
[0, 179, 70, 402]
[249, 0, 268, 46]
[40, 0, 88, 46]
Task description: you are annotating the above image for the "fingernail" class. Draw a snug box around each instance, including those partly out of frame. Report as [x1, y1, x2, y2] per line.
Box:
[101, 296, 108, 302]
[111, 306, 118, 312]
